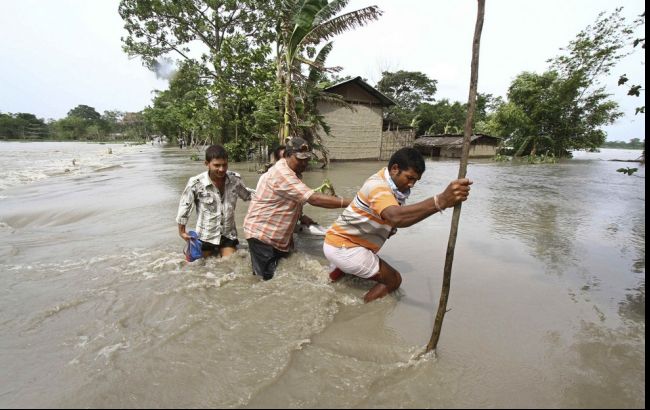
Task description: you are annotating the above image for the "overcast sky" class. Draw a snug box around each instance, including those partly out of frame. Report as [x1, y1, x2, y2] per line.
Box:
[0, 0, 645, 141]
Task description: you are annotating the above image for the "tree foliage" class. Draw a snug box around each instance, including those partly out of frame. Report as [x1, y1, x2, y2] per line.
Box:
[56, 104, 111, 140]
[143, 62, 210, 143]
[0, 105, 148, 141]
[0, 112, 49, 139]
[618, 11, 645, 115]
[490, 70, 622, 156]
[276, 0, 382, 142]
[117, 0, 382, 156]
[67, 104, 102, 121]
[377, 70, 437, 117]
[376, 70, 437, 128]
[119, 0, 275, 79]
[602, 137, 645, 149]
[487, 8, 637, 157]
[409, 93, 499, 136]
[294, 41, 354, 162]
[119, 0, 277, 145]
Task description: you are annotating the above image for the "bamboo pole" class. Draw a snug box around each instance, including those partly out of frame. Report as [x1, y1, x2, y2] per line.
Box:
[426, 0, 486, 354]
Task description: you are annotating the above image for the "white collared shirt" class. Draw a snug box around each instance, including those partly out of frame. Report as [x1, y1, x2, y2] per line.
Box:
[176, 171, 252, 244]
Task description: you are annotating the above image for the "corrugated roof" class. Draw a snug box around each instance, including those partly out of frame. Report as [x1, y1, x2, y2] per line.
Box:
[324, 76, 395, 106]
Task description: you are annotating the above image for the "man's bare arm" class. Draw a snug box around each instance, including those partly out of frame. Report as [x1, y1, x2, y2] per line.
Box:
[381, 178, 472, 227]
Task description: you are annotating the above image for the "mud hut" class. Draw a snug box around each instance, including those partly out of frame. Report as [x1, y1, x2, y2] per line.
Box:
[414, 133, 501, 158]
[317, 77, 413, 160]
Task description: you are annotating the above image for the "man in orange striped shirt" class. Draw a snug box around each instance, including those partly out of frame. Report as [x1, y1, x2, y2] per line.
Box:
[324, 148, 473, 303]
[244, 138, 352, 280]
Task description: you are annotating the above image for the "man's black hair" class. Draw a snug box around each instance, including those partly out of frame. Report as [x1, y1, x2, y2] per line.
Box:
[205, 144, 228, 162]
[273, 145, 286, 162]
[388, 147, 425, 175]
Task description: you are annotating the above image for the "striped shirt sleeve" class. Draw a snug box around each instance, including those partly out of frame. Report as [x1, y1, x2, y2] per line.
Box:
[273, 166, 314, 203]
[368, 185, 399, 217]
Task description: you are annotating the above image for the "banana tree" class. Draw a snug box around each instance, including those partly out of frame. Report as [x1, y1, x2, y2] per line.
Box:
[297, 41, 356, 165]
[277, 0, 382, 143]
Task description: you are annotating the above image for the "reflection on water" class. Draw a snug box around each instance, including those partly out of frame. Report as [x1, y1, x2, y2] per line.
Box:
[561, 319, 645, 408]
[487, 165, 581, 274]
[0, 142, 645, 408]
[619, 280, 645, 323]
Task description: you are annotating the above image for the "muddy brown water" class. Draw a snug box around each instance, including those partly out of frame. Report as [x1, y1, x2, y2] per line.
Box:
[0, 142, 644, 408]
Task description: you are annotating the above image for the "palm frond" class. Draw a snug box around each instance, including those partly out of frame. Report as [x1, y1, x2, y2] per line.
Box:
[295, 55, 325, 71]
[313, 0, 350, 26]
[306, 42, 333, 86]
[288, 0, 328, 56]
[313, 42, 333, 69]
[305, 6, 382, 44]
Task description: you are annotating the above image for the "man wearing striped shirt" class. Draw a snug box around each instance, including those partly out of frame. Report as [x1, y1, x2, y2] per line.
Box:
[243, 137, 352, 281]
[324, 148, 473, 303]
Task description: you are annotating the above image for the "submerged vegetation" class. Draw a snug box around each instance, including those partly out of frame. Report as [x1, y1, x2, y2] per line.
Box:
[617, 166, 639, 175]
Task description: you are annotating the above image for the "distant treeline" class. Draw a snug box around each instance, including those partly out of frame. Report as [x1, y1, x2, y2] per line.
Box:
[601, 138, 645, 149]
[0, 105, 148, 141]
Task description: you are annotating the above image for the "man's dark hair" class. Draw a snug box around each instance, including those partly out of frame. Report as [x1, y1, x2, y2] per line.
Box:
[273, 145, 286, 162]
[388, 147, 425, 175]
[205, 144, 228, 162]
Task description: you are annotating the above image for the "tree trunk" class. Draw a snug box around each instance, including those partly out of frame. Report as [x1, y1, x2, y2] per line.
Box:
[426, 0, 485, 354]
[283, 68, 292, 144]
[235, 102, 240, 143]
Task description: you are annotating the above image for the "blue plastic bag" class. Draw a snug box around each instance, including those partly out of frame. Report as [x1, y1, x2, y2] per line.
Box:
[183, 231, 203, 262]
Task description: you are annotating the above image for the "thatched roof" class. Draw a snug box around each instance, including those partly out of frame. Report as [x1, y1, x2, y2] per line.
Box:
[414, 134, 500, 147]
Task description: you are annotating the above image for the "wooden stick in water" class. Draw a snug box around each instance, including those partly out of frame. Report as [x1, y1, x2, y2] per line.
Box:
[426, 0, 486, 355]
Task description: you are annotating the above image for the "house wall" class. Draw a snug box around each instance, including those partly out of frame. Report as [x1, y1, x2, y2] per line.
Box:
[317, 101, 383, 160]
[379, 128, 415, 160]
[440, 146, 461, 158]
[469, 144, 497, 158]
[415, 145, 441, 157]
[440, 144, 497, 158]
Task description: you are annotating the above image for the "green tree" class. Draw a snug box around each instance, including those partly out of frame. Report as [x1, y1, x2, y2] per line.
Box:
[102, 110, 126, 135]
[491, 70, 621, 156]
[119, 0, 277, 143]
[0, 113, 16, 138]
[413, 99, 465, 136]
[410, 93, 498, 136]
[295, 42, 353, 163]
[67, 104, 101, 121]
[216, 34, 276, 144]
[276, 0, 382, 142]
[119, 0, 275, 78]
[602, 138, 645, 149]
[51, 116, 88, 140]
[489, 8, 637, 157]
[0, 112, 48, 139]
[621, 11, 645, 116]
[122, 112, 148, 140]
[377, 70, 437, 127]
[63, 104, 109, 140]
[144, 62, 211, 144]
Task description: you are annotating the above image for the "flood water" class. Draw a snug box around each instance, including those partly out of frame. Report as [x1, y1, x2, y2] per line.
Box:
[0, 141, 645, 408]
